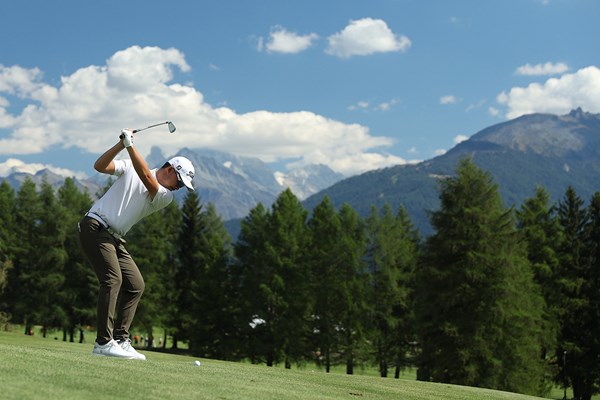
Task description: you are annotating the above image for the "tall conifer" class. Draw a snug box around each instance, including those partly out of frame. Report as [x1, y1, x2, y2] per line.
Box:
[415, 158, 547, 395]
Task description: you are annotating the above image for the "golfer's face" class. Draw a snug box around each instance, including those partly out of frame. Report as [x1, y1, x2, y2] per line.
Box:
[166, 168, 183, 191]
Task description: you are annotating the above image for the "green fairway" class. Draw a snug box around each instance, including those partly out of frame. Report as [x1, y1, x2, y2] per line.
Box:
[0, 330, 555, 400]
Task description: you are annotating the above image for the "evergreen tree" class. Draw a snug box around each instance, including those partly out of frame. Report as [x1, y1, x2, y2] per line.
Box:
[555, 187, 599, 400]
[336, 203, 369, 374]
[0, 180, 16, 262]
[516, 186, 561, 363]
[236, 189, 309, 367]
[579, 192, 600, 400]
[265, 189, 310, 368]
[172, 190, 203, 349]
[57, 178, 95, 342]
[415, 158, 548, 395]
[189, 203, 235, 359]
[234, 203, 273, 364]
[127, 201, 180, 347]
[8, 178, 41, 334]
[366, 203, 419, 378]
[34, 178, 69, 337]
[307, 196, 342, 372]
[391, 206, 420, 379]
[0, 181, 17, 321]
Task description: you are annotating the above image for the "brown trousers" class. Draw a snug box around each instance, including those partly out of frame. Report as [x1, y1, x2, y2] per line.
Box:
[78, 216, 144, 345]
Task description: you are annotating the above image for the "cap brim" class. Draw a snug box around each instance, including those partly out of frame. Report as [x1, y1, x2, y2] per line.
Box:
[182, 176, 194, 192]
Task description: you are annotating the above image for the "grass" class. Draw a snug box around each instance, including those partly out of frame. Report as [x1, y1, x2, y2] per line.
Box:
[0, 329, 566, 400]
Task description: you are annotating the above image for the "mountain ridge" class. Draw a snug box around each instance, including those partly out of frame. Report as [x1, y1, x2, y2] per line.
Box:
[303, 108, 600, 236]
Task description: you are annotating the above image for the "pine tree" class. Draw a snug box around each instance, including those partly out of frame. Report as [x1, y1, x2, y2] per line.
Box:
[0, 180, 17, 322]
[516, 186, 561, 363]
[307, 195, 342, 372]
[415, 158, 548, 395]
[234, 203, 273, 364]
[172, 190, 204, 348]
[189, 203, 235, 359]
[267, 189, 310, 368]
[8, 178, 41, 334]
[366, 204, 419, 378]
[127, 201, 180, 347]
[336, 203, 369, 374]
[0, 180, 16, 262]
[579, 192, 600, 400]
[34, 178, 69, 337]
[555, 187, 600, 400]
[57, 178, 95, 342]
[391, 206, 420, 379]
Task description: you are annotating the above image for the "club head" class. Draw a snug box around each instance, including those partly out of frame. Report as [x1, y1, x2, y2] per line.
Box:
[167, 121, 176, 133]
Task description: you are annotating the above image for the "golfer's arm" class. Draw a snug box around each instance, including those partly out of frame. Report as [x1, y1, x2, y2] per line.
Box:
[94, 142, 123, 174]
[126, 145, 159, 199]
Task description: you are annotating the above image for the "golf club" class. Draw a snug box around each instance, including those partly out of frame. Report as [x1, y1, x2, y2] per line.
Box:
[119, 121, 175, 141]
[132, 121, 176, 134]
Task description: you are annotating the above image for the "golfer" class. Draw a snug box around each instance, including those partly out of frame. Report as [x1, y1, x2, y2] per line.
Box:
[78, 129, 195, 360]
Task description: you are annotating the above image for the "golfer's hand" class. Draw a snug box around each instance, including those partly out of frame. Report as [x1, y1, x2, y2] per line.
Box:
[120, 129, 134, 148]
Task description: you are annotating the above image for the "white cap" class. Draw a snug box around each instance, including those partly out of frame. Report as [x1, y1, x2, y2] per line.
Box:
[169, 156, 195, 192]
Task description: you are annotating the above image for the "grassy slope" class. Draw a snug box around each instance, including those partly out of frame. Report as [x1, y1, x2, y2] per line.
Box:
[0, 330, 550, 400]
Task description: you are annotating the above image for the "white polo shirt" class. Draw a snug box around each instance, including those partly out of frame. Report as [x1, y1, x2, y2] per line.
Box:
[88, 159, 174, 237]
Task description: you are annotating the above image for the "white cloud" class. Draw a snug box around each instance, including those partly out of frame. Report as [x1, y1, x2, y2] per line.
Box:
[454, 135, 469, 144]
[515, 62, 569, 76]
[326, 18, 411, 58]
[434, 149, 446, 156]
[488, 107, 500, 117]
[375, 98, 399, 112]
[0, 46, 402, 177]
[264, 26, 319, 54]
[440, 95, 457, 105]
[497, 66, 600, 119]
[348, 100, 370, 111]
[0, 158, 86, 179]
[348, 98, 398, 112]
[285, 148, 406, 176]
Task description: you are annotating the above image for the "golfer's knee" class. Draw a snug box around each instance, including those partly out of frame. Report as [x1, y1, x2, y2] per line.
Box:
[132, 278, 145, 296]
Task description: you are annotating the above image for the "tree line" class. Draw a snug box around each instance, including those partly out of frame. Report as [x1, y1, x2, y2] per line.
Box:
[0, 157, 598, 399]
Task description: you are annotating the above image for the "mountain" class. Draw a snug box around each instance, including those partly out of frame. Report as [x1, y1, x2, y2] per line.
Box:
[275, 164, 344, 200]
[303, 108, 600, 236]
[1, 148, 344, 222]
[2, 168, 102, 197]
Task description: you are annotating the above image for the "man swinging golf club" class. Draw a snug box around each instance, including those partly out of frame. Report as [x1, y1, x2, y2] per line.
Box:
[78, 127, 194, 360]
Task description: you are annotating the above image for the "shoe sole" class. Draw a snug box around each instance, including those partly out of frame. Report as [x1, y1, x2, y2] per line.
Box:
[92, 352, 136, 359]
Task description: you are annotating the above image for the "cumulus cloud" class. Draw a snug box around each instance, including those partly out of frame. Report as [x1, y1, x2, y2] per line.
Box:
[0, 46, 401, 176]
[515, 62, 569, 76]
[262, 26, 319, 54]
[0, 158, 87, 179]
[497, 66, 600, 119]
[326, 18, 411, 58]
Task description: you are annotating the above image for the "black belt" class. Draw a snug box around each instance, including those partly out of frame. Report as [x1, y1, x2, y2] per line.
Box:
[85, 212, 122, 239]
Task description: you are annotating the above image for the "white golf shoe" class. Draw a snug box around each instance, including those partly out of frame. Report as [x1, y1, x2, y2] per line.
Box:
[92, 340, 135, 359]
[118, 339, 146, 360]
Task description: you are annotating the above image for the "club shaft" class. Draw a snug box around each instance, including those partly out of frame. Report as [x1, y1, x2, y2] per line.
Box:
[133, 121, 169, 133]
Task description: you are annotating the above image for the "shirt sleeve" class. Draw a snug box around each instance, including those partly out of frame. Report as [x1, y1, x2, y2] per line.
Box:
[151, 185, 174, 209]
[113, 159, 128, 176]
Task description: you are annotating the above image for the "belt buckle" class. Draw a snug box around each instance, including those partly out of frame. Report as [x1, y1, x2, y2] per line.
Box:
[107, 227, 122, 240]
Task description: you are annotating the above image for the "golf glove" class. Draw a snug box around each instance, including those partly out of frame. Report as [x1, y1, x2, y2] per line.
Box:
[120, 129, 134, 148]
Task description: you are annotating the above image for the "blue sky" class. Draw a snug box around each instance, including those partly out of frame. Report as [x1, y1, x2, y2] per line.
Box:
[1, 0, 599, 179]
